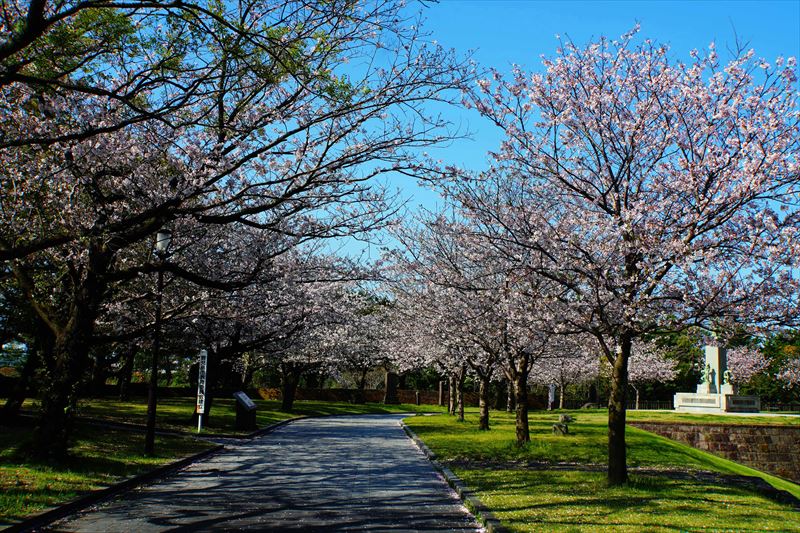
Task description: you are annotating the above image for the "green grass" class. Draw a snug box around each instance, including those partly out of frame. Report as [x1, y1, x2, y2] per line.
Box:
[405, 409, 800, 531]
[70, 397, 440, 435]
[626, 409, 800, 426]
[0, 423, 211, 526]
[455, 469, 799, 532]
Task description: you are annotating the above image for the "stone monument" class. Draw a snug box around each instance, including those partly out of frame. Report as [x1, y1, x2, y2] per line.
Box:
[674, 345, 760, 413]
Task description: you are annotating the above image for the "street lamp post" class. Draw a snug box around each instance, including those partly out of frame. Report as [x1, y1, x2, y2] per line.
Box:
[145, 230, 171, 455]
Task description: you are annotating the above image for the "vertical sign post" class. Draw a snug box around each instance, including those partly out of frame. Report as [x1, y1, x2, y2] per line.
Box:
[196, 349, 208, 433]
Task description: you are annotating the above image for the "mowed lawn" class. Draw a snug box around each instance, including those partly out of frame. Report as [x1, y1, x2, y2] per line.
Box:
[72, 396, 440, 435]
[0, 424, 211, 526]
[404, 409, 800, 532]
[0, 397, 441, 525]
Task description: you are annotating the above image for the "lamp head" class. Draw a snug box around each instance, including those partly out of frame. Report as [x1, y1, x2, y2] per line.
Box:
[155, 230, 172, 254]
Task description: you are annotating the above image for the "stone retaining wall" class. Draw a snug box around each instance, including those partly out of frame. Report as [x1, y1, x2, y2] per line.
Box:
[630, 421, 800, 483]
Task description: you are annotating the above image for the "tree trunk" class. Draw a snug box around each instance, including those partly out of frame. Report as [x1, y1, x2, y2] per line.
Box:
[31, 250, 108, 460]
[33, 324, 95, 459]
[559, 385, 565, 409]
[89, 349, 108, 397]
[478, 374, 491, 431]
[383, 370, 400, 404]
[587, 381, 598, 404]
[117, 344, 137, 401]
[163, 351, 173, 387]
[511, 350, 530, 445]
[608, 334, 631, 486]
[354, 368, 368, 404]
[506, 378, 515, 413]
[280, 363, 302, 412]
[456, 367, 466, 422]
[633, 385, 640, 410]
[448, 374, 456, 415]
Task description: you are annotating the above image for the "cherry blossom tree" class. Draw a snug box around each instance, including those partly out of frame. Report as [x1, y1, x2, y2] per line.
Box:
[308, 292, 392, 404]
[777, 358, 800, 388]
[1, 1, 201, 148]
[449, 28, 799, 484]
[628, 341, 678, 409]
[1, 0, 470, 458]
[531, 337, 599, 409]
[387, 213, 563, 438]
[725, 346, 771, 386]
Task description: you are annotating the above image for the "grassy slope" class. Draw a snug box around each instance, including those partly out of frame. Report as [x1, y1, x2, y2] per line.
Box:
[405, 409, 800, 532]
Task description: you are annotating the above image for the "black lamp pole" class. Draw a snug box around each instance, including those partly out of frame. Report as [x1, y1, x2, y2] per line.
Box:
[145, 230, 171, 455]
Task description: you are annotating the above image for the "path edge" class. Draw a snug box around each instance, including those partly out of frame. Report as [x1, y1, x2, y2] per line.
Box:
[1, 417, 299, 533]
[400, 420, 508, 533]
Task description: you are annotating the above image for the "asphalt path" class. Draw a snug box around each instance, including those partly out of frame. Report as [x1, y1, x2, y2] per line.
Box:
[52, 414, 481, 532]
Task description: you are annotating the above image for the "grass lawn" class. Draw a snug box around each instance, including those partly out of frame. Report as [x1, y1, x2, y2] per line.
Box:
[69, 396, 440, 435]
[0, 423, 212, 526]
[405, 409, 800, 532]
[626, 409, 800, 426]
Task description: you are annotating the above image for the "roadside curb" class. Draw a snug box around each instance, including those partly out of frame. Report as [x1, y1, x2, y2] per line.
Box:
[242, 416, 299, 439]
[1, 445, 224, 533]
[400, 420, 508, 533]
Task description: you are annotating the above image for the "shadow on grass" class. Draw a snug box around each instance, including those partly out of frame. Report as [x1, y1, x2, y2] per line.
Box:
[457, 468, 799, 532]
[0, 423, 210, 524]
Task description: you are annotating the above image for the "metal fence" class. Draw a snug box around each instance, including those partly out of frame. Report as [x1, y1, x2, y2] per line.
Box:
[630, 400, 674, 410]
[762, 403, 800, 412]
[557, 399, 798, 412]
[557, 398, 674, 410]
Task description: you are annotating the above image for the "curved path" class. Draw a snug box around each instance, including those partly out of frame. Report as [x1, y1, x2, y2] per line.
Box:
[53, 414, 481, 532]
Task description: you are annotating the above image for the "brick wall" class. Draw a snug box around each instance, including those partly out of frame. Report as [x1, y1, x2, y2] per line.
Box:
[630, 421, 800, 483]
[256, 387, 479, 406]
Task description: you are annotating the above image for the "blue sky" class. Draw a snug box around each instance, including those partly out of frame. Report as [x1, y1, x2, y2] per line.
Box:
[421, 0, 799, 164]
[349, 0, 800, 257]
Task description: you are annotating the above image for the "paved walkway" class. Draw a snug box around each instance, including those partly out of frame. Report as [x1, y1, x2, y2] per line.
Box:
[53, 414, 481, 532]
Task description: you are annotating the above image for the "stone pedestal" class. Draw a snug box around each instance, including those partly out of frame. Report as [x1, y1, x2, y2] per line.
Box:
[674, 392, 761, 413]
[696, 383, 716, 394]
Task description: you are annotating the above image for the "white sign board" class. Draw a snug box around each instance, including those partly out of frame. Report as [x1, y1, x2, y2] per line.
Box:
[196, 349, 208, 415]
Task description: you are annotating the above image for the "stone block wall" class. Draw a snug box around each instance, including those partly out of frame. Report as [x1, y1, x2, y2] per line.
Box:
[630, 421, 800, 483]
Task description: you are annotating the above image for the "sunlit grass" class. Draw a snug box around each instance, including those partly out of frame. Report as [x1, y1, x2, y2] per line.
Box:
[72, 397, 440, 435]
[455, 469, 800, 532]
[405, 409, 800, 531]
[625, 409, 800, 426]
[0, 423, 211, 526]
